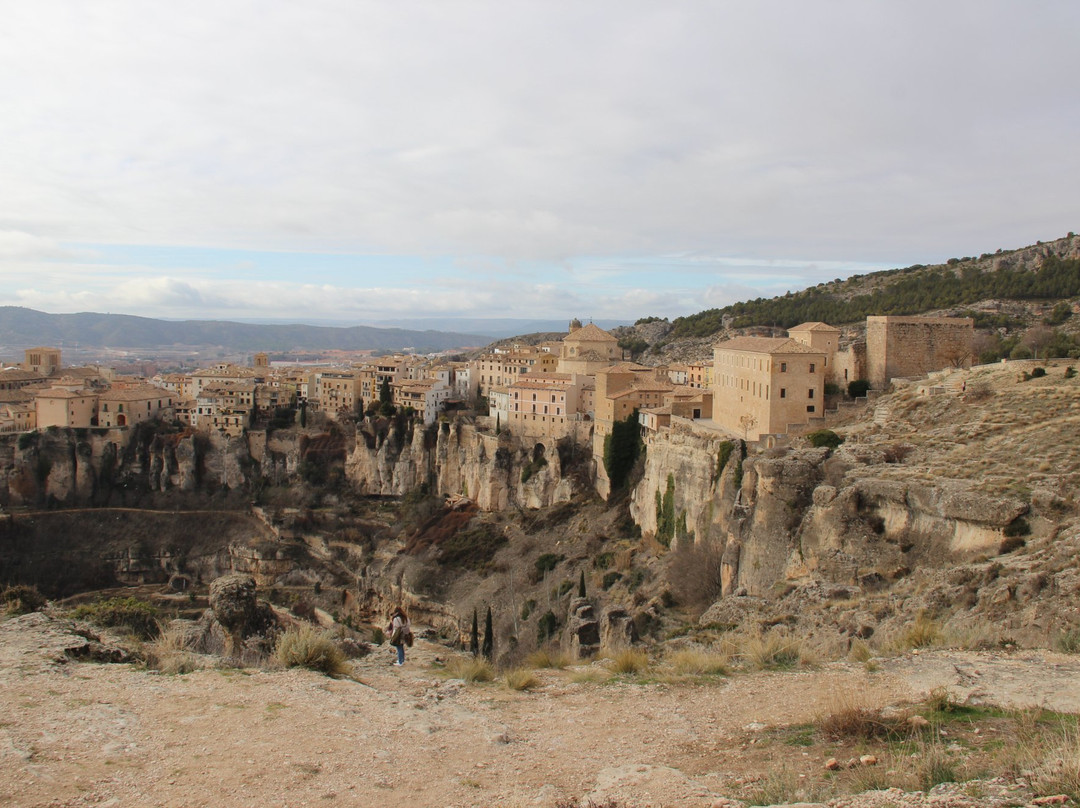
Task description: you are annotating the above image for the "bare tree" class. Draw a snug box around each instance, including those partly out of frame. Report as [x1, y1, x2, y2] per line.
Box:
[1022, 325, 1055, 360]
[738, 413, 758, 441]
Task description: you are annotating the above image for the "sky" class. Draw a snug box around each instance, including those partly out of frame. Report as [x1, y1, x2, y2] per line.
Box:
[1, 1, 1079, 326]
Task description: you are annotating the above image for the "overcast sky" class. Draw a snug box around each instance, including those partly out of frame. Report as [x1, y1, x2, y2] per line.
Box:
[1, 1, 1078, 326]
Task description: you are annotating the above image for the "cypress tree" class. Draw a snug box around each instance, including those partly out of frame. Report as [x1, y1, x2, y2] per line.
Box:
[482, 606, 494, 660]
[577, 569, 586, 598]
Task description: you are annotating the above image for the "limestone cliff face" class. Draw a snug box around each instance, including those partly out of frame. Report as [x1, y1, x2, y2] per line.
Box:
[344, 420, 577, 510]
[0, 426, 300, 507]
[630, 428, 1030, 598]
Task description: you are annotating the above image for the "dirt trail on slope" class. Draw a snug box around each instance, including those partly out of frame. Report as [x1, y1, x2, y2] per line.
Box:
[2, 614, 1079, 808]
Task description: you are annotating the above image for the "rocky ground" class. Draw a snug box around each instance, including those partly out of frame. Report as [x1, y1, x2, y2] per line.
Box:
[2, 612, 1078, 808]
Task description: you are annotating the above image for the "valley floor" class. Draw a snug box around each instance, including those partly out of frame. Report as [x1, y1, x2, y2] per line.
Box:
[3, 614, 1079, 808]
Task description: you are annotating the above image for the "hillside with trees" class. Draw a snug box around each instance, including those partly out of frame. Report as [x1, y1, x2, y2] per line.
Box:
[669, 234, 1080, 338]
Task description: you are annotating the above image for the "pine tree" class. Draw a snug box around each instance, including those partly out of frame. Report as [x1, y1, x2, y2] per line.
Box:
[470, 608, 479, 656]
[482, 606, 494, 660]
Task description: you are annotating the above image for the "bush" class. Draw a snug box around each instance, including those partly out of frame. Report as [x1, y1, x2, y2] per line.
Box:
[504, 669, 540, 691]
[526, 648, 572, 669]
[536, 610, 560, 644]
[146, 624, 200, 675]
[601, 571, 623, 590]
[743, 631, 803, 670]
[1, 584, 46, 615]
[608, 648, 649, 674]
[666, 648, 729, 676]
[1066, 366, 1077, 379]
[274, 625, 349, 676]
[534, 553, 564, 577]
[848, 379, 871, 398]
[824, 382, 840, 395]
[806, 429, 843, 449]
[71, 596, 160, 639]
[445, 656, 494, 682]
[665, 541, 723, 611]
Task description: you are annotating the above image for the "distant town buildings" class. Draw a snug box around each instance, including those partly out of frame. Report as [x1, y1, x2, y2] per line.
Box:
[0, 313, 975, 447]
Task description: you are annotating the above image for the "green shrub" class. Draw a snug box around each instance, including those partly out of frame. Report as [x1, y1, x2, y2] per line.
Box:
[824, 382, 840, 395]
[534, 553, 564, 577]
[537, 610, 559, 643]
[714, 440, 734, 482]
[1065, 366, 1077, 379]
[1, 584, 46, 615]
[274, 625, 349, 676]
[601, 571, 622, 590]
[1030, 366, 1047, 378]
[71, 597, 160, 639]
[806, 429, 843, 449]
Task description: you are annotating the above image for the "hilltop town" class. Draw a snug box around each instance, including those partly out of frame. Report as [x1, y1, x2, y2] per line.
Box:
[0, 312, 980, 503]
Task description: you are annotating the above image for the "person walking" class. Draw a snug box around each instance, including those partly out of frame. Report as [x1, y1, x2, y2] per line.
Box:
[387, 606, 411, 666]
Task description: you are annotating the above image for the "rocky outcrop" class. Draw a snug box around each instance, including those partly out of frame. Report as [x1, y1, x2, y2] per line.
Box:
[207, 574, 279, 659]
[632, 427, 1033, 600]
[345, 420, 579, 511]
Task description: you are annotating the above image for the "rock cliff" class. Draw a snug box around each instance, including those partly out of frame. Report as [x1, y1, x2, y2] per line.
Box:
[630, 424, 1031, 599]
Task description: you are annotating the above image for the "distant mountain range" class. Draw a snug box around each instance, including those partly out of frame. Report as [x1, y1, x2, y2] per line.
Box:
[0, 307, 491, 354]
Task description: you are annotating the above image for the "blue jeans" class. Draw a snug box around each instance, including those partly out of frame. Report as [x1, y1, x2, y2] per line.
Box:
[396, 643, 405, 664]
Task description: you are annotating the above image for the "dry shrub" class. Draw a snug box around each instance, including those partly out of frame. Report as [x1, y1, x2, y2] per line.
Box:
[666, 647, 729, 676]
[742, 630, 803, 670]
[816, 691, 907, 741]
[526, 647, 573, 669]
[665, 540, 723, 612]
[1, 584, 46, 615]
[1026, 725, 1080, 801]
[274, 625, 349, 677]
[504, 669, 540, 691]
[146, 623, 201, 675]
[445, 656, 494, 682]
[894, 612, 943, 651]
[607, 648, 649, 675]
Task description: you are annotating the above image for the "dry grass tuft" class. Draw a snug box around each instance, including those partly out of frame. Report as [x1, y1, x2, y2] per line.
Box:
[816, 691, 908, 742]
[742, 631, 803, 670]
[895, 612, 944, 651]
[568, 667, 607, 684]
[146, 623, 201, 675]
[666, 647, 730, 676]
[445, 656, 495, 683]
[526, 647, 573, 669]
[607, 648, 650, 675]
[274, 625, 349, 677]
[504, 669, 540, 691]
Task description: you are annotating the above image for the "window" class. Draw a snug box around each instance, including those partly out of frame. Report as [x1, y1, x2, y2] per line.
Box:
[808, 389, 814, 399]
[780, 388, 786, 398]
[809, 363, 816, 373]
[807, 405, 815, 413]
[780, 362, 787, 372]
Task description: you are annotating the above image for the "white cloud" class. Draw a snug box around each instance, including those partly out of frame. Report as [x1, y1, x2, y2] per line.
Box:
[1, 2, 1078, 322]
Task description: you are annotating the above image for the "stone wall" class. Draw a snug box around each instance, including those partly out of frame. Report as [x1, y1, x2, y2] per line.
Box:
[866, 316, 974, 389]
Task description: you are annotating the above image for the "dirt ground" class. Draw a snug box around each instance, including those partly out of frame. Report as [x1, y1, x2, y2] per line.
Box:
[2, 613, 1078, 808]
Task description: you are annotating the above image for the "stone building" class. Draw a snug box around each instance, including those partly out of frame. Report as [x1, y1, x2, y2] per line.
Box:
[865, 316, 974, 389]
[97, 385, 175, 428]
[557, 321, 621, 375]
[712, 337, 826, 441]
[23, 347, 61, 377]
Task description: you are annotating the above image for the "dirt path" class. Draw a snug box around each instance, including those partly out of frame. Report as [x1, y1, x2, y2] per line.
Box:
[2, 614, 1078, 808]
